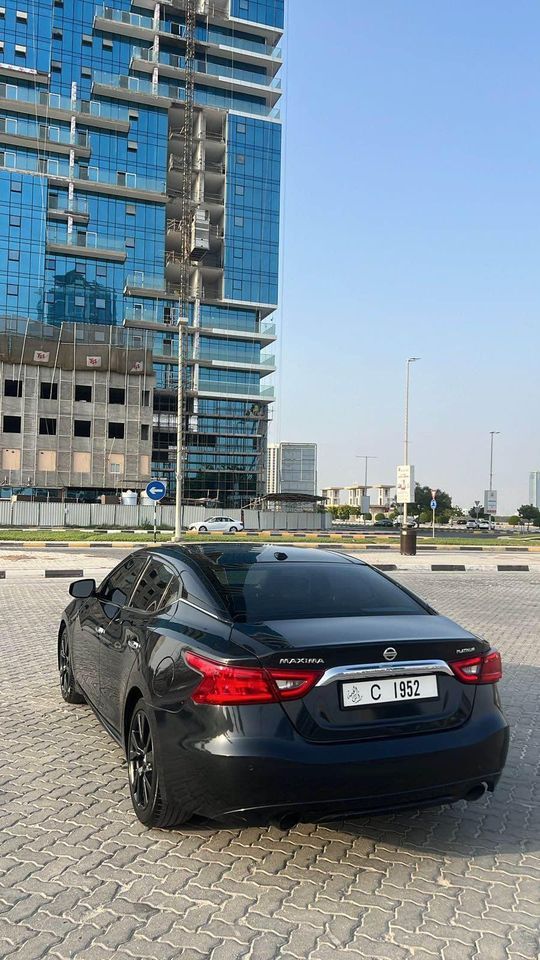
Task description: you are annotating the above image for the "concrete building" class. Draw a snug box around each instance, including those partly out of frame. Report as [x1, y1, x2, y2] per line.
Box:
[321, 486, 342, 507]
[0, 0, 283, 504]
[267, 442, 317, 496]
[529, 471, 540, 508]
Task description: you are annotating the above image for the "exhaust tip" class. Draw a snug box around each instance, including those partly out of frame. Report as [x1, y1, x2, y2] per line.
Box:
[465, 782, 488, 802]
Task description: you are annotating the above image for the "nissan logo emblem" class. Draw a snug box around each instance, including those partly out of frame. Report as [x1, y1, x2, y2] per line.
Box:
[383, 647, 398, 662]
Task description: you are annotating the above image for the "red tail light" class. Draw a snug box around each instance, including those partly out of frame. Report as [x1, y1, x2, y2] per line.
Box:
[184, 652, 322, 705]
[451, 650, 502, 684]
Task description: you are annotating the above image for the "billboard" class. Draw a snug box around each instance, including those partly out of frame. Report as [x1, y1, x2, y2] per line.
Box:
[484, 490, 497, 515]
[396, 465, 415, 504]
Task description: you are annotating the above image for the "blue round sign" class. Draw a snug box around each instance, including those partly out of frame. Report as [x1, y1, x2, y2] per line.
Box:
[430, 499, 437, 510]
[146, 480, 167, 502]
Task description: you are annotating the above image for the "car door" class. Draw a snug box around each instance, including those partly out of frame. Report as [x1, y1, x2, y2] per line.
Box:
[73, 554, 147, 712]
[98, 556, 178, 735]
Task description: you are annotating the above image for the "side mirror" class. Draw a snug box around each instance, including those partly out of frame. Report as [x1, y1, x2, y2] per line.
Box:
[69, 578, 96, 599]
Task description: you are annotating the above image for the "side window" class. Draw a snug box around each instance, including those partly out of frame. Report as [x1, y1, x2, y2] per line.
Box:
[160, 576, 181, 610]
[180, 568, 223, 615]
[129, 561, 173, 613]
[99, 555, 147, 617]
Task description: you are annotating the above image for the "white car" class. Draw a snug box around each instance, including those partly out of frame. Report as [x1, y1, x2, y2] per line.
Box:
[188, 516, 244, 533]
[477, 519, 493, 530]
[466, 519, 479, 530]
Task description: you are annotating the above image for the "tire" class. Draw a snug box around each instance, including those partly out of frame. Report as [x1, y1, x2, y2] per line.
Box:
[58, 628, 85, 704]
[229, 526, 238, 533]
[198, 525, 207, 533]
[126, 700, 191, 828]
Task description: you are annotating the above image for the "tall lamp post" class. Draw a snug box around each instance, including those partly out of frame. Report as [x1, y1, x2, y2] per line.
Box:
[488, 431, 500, 528]
[403, 357, 420, 528]
[356, 455, 377, 517]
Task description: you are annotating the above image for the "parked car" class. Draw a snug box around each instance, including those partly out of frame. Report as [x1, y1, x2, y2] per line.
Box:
[466, 519, 479, 530]
[392, 516, 419, 528]
[477, 519, 493, 530]
[188, 516, 243, 533]
[58, 545, 509, 828]
[373, 518, 394, 528]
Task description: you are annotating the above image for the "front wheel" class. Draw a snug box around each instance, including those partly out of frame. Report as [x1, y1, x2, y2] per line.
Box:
[198, 525, 207, 533]
[58, 629, 85, 704]
[127, 701, 191, 828]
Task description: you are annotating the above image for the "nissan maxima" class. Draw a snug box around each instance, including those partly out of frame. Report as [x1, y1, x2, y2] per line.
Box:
[58, 545, 509, 828]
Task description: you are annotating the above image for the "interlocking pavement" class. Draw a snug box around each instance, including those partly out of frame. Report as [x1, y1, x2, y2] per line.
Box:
[0, 572, 538, 960]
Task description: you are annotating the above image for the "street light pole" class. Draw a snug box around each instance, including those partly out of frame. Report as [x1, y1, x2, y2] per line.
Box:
[173, 321, 185, 542]
[403, 358, 420, 527]
[356, 455, 377, 493]
[489, 430, 500, 493]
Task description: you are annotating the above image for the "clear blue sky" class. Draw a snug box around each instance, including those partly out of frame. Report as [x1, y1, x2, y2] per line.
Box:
[271, 0, 540, 514]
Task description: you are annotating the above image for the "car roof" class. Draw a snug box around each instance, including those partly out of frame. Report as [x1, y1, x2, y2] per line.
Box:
[146, 543, 359, 570]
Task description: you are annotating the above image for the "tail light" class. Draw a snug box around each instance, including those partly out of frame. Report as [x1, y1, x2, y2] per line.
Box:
[451, 650, 502, 684]
[184, 652, 322, 705]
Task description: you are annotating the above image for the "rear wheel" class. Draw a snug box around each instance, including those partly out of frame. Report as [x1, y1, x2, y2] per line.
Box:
[58, 628, 85, 704]
[229, 526, 238, 533]
[127, 700, 191, 828]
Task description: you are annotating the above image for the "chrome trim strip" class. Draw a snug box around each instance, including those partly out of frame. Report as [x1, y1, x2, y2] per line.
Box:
[316, 659, 453, 687]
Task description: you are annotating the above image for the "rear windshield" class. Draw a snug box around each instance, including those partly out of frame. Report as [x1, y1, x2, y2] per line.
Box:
[205, 562, 429, 622]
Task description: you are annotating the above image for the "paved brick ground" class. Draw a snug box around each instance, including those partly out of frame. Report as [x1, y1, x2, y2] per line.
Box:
[0, 572, 538, 960]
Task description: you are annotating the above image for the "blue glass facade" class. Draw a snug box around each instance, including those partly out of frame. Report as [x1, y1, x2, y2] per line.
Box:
[0, 0, 283, 505]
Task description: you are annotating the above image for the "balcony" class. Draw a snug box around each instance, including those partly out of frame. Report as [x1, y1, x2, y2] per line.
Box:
[132, 47, 281, 93]
[48, 198, 90, 224]
[0, 82, 131, 128]
[46, 228, 127, 261]
[75, 164, 167, 197]
[0, 117, 89, 152]
[197, 380, 274, 399]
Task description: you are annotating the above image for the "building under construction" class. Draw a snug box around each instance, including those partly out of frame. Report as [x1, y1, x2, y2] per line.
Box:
[0, 0, 283, 503]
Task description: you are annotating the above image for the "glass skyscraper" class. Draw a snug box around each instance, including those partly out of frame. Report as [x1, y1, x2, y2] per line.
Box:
[0, 0, 283, 505]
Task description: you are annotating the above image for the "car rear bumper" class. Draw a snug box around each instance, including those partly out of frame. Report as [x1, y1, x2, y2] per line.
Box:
[157, 703, 509, 823]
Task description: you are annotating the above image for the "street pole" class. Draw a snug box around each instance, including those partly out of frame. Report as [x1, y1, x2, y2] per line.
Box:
[174, 323, 184, 541]
[489, 430, 500, 518]
[403, 358, 420, 527]
[355, 455, 376, 518]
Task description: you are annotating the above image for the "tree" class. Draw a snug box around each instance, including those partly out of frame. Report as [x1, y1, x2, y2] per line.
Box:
[413, 485, 452, 516]
[517, 505, 540, 530]
[418, 510, 432, 524]
[374, 513, 385, 521]
[336, 505, 351, 520]
[507, 515, 520, 527]
[469, 505, 486, 519]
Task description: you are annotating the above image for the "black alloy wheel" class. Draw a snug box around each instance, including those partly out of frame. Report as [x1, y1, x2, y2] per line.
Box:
[126, 700, 191, 828]
[58, 629, 85, 704]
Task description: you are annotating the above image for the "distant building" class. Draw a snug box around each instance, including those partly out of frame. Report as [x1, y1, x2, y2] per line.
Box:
[267, 443, 317, 496]
[529, 472, 540, 508]
[321, 486, 343, 507]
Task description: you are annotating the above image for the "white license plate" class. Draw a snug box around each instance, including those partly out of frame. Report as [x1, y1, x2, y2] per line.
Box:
[341, 674, 438, 708]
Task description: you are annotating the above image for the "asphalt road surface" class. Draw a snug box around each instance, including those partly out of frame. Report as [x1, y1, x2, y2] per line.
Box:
[0, 571, 538, 960]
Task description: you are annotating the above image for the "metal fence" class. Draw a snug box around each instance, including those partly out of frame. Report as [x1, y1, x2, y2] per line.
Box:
[0, 501, 330, 532]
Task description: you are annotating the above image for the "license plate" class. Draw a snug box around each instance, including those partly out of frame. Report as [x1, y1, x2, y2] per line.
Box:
[341, 674, 438, 708]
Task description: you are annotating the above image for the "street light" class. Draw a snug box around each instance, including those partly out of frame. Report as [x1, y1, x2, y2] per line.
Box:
[403, 358, 420, 528]
[356, 455, 377, 524]
[489, 431, 500, 492]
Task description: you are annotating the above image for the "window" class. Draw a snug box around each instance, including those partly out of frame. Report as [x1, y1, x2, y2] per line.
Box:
[4, 379, 22, 398]
[15, 45, 27, 57]
[39, 417, 56, 436]
[109, 387, 125, 405]
[128, 141, 137, 151]
[102, 38, 113, 50]
[16, 10, 28, 21]
[52, 28, 62, 38]
[81, 67, 92, 78]
[129, 561, 175, 613]
[95, 298, 106, 309]
[51, 61, 61, 72]
[142, 389, 150, 407]
[9, 215, 21, 227]
[11, 181, 22, 192]
[74, 296, 85, 307]
[126, 237, 135, 248]
[234, 216, 244, 227]
[82, 34, 92, 45]
[235, 185, 245, 196]
[0, 42, 4, 53]
[236, 154, 245, 164]
[3, 416, 21, 433]
[128, 109, 138, 120]
[179, 568, 223, 615]
[8, 250, 20, 261]
[99, 555, 147, 617]
[74, 420, 91, 437]
[40, 382, 58, 400]
[237, 122, 246, 134]
[75, 385, 92, 402]
[7, 285, 18, 297]
[0, 9, 5, 17]
[108, 422, 124, 439]
[141, 424, 149, 441]
[126, 204, 136, 215]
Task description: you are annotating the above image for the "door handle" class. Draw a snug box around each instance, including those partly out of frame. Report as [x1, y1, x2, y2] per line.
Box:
[127, 639, 140, 651]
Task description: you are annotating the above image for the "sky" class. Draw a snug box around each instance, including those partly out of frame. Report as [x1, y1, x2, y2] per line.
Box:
[270, 0, 540, 514]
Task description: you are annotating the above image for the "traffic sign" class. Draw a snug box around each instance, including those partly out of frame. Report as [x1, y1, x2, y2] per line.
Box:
[146, 480, 167, 502]
[430, 499, 437, 510]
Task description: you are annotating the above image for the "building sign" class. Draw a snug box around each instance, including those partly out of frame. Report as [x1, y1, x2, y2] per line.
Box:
[484, 490, 497, 515]
[86, 355, 102, 368]
[396, 465, 415, 504]
[33, 350, 50, 363]
[130, 360, 143, 373]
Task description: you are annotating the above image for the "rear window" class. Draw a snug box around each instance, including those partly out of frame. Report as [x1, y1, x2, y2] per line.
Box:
[206, 562, 429, 622]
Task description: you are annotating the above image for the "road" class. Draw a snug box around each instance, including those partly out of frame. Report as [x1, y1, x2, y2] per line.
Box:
[0, 572, 538, 960]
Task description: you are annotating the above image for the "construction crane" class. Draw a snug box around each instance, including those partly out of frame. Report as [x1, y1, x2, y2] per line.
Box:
[173, 0, 197, 540]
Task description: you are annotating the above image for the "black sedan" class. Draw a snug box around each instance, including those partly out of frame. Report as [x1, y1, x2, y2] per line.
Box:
[58, 545, 509, 828]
